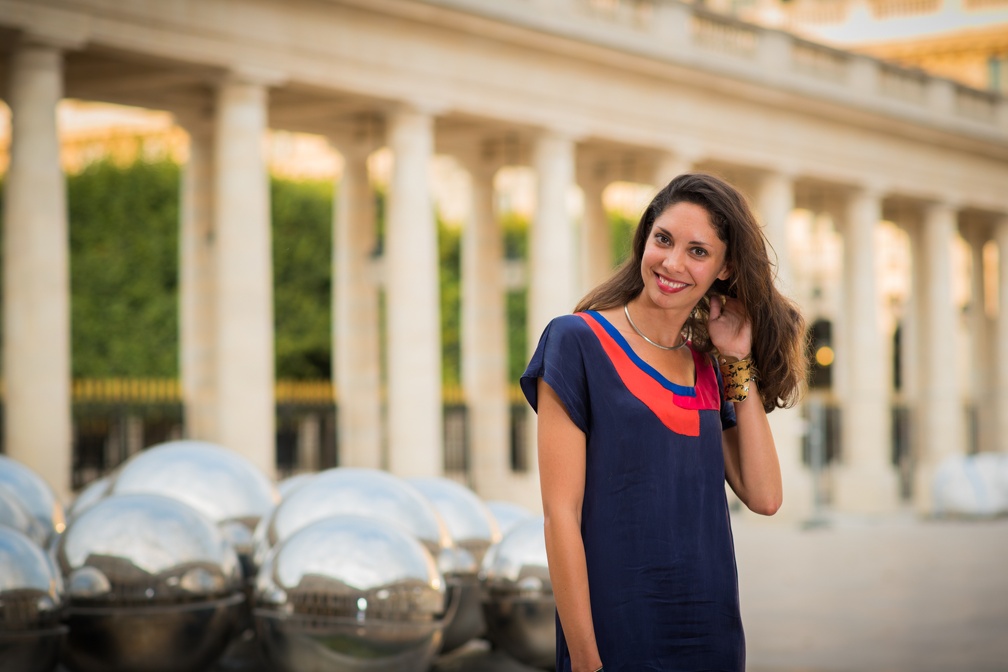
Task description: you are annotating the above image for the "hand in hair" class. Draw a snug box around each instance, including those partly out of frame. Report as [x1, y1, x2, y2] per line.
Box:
[707, 294, 752, 361]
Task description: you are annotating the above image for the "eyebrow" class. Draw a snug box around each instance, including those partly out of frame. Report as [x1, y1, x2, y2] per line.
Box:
[653, 225, 714, 248]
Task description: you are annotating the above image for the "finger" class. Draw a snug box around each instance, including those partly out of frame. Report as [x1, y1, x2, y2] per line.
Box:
[721, 296, 746, 319]
[708, 294, 722, 321]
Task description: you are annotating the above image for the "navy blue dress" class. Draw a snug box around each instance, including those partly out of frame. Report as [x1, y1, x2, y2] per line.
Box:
[521, 311, 744, 672]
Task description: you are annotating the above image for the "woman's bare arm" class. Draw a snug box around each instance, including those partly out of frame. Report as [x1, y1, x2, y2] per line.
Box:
[537, 378, 604, 672]
[722, 382, 783, 516]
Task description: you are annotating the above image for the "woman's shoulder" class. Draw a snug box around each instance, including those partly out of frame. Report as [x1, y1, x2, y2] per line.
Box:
[552, 310, 623, 339]
[533, 312, 601, 352]
[547, 312, 595, 333]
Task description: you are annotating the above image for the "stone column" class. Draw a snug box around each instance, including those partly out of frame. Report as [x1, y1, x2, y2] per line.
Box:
[332, 138, 383, 469]
[528, 130, 577, 342]
[2, 40, 73, 501]
[833, 187, 899, 512]
[755, 171, 812, 521]
[652, 153, 694, 191]
[459, 151, 510, 498]
[995, 217, 1008, 453]
[964, 225, 992, 454]
[914, 203, 967, 512]
[213, 75, 276, 478]
[178, 113, 218, 441]
[579, 169, 610, 295]
[523, 130, 578, 507]
[297, 414, 321, 472]
[901, 218, 923, 409]
[385, 107, 443, 477]
[757, 172, 794, 289]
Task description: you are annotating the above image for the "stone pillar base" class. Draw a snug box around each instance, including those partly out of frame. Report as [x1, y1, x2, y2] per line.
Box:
[479, 471, 542, 515]
[832, 465, 901, 514]
[778, 468, 817, 523]
[767, 407, 815, 523]
[728, 471, 815, 524]
[912, 460, 944, 517]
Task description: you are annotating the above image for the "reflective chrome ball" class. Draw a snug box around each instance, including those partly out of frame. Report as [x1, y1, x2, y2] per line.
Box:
[485, 500, 535, 536]
[480, 516, 555, 670]
[932, 452, 1008, 517]
[255, 468, 452, 568]
[0, 487, 49, 548]
[408, 477, 501, 567]
[0, 455, 66, 544]
[54, 493, 245, 672]
[409, 477, 502, 652]
[67, 475, 113, 523]
[276, 472, 315, 499]
[0, 526, 66, 672]
[254, 514, 447, 672]
[110, 440, 280, 575]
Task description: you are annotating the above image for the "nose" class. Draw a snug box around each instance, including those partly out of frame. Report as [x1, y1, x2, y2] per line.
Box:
[662, 246, 686, 272]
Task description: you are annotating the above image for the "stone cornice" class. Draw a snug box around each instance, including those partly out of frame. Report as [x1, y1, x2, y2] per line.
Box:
[3, 0, 1004, 149]
[1, 0, 1007, 209]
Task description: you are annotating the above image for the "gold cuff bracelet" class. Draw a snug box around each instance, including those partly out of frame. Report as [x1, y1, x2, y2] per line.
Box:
[719, 356, 755, 403]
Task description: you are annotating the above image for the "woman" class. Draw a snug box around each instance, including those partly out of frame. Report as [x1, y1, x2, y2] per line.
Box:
[520, 173, 807, 672]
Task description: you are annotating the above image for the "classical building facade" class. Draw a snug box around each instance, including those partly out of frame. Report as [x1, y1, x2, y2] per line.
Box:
[733, 0, 1008, 92]
[2, 0, 1007, 518]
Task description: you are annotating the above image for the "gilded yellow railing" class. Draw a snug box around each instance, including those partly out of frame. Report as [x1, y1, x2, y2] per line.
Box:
[62, 379, 528, 406]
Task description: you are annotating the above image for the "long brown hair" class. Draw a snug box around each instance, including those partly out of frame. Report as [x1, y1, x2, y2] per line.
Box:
[574, 172, 807, 412]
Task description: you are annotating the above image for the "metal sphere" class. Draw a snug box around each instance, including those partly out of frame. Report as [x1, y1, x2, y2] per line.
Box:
[254, 514, 447, 672]
[111, 439, 279, 527]
[110, 440, 280, 575]
[408, 477, 502, 652]
[54, 493, 245, 672]
[932, 452, 1008, 516]
[67, 475, 113, 523]
[276, 471, 316, 499]
[485, 500, 536, 537]
[0, 527, 66, 628]
[0, 527, 66, 672]
[408, 477, 501, 567]
[56, 493, 242, 603]
[0, 454, 66, 544]
[255, 468, 452, 568]
[480, 515, 555, 670]
[0, 487, 49, 548]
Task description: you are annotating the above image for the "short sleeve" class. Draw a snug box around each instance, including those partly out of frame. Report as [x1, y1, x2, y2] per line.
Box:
[519, 315, 591, 434]
[713, 355, 738, 431]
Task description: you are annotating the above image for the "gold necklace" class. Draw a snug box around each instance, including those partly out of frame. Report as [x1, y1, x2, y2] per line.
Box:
[623, 303, 687, 351]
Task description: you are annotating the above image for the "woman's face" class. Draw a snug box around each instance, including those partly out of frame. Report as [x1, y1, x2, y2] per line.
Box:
[639, 201, 730, 311]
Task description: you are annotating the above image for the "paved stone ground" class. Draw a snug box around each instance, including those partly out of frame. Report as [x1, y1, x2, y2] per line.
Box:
[55, 510, 1008, 671]
[735, 511, 1008, 672]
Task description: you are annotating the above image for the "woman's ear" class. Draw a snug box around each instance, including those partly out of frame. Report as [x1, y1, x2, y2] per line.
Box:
[712, 261, 734, 297]
[710, 277, 734, 298]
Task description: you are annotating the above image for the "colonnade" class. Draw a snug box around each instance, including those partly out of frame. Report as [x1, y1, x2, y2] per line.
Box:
[3, 40, 73, 503]
[4, 30, 1008, 518]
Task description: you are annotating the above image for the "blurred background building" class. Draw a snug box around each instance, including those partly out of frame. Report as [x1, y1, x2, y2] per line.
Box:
[1, 0, 1007, 519]
[733, 0, 1008, 92]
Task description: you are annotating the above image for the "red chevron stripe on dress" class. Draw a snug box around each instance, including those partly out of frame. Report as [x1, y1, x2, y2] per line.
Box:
[578, 312, 700, 437]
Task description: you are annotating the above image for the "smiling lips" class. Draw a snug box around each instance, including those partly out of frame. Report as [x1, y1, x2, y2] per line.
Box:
[655, 273, 689, 293]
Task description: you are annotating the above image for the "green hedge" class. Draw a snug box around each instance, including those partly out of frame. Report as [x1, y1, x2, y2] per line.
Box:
[68, 159, 181, 378]
[2, 158, 634, 385]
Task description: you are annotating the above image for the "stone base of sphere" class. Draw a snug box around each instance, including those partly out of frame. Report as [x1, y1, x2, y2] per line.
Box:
[255, 612, 443, 672]
[60, 594, 245, 672]
[0, 626, 67, 672]
[482, 596, 557, 671]
[440, 576, 486, 654]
